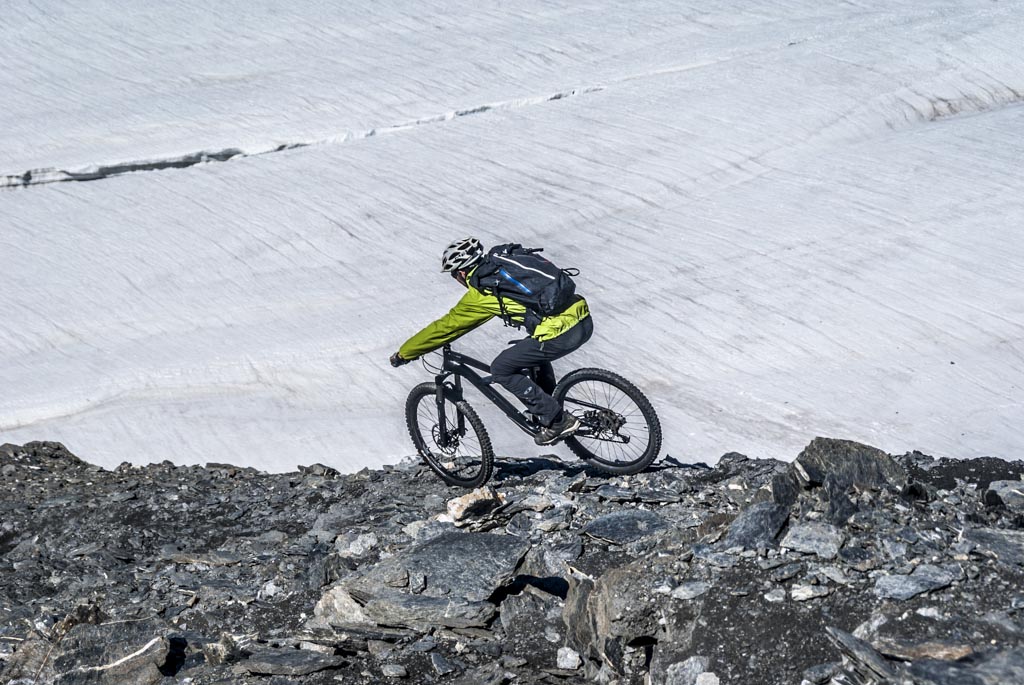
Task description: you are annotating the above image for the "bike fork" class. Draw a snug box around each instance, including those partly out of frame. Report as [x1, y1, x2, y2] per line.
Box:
[434, 373, 465, 449]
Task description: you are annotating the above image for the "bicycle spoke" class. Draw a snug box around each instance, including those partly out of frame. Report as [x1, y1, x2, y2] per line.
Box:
[562, 378, 653, 466]
[410, 387, 491, 485]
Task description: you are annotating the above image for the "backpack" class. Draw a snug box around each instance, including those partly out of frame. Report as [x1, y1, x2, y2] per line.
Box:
[470, 243, 579, 328]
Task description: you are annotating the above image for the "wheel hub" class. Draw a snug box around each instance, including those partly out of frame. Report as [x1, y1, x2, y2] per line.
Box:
[432, 424, 459, 455]
[585, 409, 627, 434]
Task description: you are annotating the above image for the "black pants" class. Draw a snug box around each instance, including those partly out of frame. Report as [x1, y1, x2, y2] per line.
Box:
[489, 316, 594, 427]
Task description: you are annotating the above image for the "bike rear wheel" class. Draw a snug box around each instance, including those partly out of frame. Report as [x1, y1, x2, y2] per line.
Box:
[406, 382, 494, 488]
[553, 368, 661, 475]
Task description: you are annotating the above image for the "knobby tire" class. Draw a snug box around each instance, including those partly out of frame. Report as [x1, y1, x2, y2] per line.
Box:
[405, 381, 494, 488]
[553, 367, 662, 475]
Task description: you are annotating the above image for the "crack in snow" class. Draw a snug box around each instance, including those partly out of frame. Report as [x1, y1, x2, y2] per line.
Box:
[885, 85, 1024, 128]
[1, 85, 604, 189]
[5, 56, 1018, 191]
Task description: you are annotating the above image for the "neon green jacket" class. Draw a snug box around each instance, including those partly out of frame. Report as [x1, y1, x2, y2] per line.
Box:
[398, 283, 590, 361]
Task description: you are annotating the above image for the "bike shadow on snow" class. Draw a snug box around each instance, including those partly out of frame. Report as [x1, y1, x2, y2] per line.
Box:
[490, 453, 707, 483]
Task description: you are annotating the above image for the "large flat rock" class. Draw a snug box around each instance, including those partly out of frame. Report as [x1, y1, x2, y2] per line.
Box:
[311, 531, 529, 631]
[582, 509, 670, 545]
[792, 438, 906, 491]
[966, 528, 1024, 567]
[350, 531, 529, 601]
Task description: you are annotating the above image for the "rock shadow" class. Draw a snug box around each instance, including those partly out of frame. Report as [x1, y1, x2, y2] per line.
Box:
[491, 456, 589, 482]
[491, 453, 707, 483]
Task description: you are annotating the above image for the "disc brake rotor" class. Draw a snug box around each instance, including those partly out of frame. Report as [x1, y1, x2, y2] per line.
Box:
[432, 424, 460, 455]
[583, 409, 628, 439]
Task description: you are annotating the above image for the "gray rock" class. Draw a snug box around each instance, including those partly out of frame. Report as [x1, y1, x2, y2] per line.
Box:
[241, 648, 346, 676]
[167, 549, 244, 565]
[802, 662, 840, 684]
[791, 584, 832, 601]
[966, 527, 1024, 566]
[818, 565, 852, 586]
[665, 655, 710, 685]
[361, 592, 496, 630]
[691, 545, 739, 568]
[518, 537, 583, 579]
[0, 633, 60, 684]
[350, 532, 529, 602]
[792, 438, 906, 491]
[672, 582, 711, 601]
[451, 662, 508, 685]
[409, 636, 437, 652]
[874, 564, 960, 600]
[6, 440, 1024, 685]
[202, 632, 255, 665]
[557, 646, 582, 670]
[986, 481, 1024, 510]
[298, 462, 340, 478]
[335, 531, 379, 557]
[881, 537, 909, 560]
[499, 586, 564, 663]
[907, 647, 1024, 684]
[781, 522, 845, 560]
[564, 554, 693, 675]
[381, 662, 408, 678]
[2, 620, 170, 685]
[308, 585, 374, 629]
[771, 472, 802, 508]
[310, 502, 363, 541]
[825, 627, 899, 682]
[721, 502, 789, 549]
[446, 486, 505, 522]
[823, 473, 858, 524]
[594, 484, 635, 501]
[839, 545, 880, 572]
[582, 509, 670, 544]
[312, 531, 527, 631]
[770, 562, 804, 582]
[430, 652, 458, 675]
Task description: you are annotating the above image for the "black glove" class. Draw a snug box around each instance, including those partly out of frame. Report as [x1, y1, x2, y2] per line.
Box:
[390, 352, 410, 367]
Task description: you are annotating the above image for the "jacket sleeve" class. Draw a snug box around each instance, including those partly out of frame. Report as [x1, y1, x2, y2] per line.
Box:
[398, 288, 496, 360]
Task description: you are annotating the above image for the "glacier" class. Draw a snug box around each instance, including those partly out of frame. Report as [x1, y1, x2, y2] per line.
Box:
[2, 0, 1022, 471]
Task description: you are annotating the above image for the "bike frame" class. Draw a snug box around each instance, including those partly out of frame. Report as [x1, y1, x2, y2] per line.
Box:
[432, 344, 540, 445]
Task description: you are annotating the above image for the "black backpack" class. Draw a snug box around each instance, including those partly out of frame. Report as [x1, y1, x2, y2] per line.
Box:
[470, 244, 579, 327]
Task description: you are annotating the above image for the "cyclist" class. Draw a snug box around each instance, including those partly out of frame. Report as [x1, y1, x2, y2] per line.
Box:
[390, 237, 593, 445]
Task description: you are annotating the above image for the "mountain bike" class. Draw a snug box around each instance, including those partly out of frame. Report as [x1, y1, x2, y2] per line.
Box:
[405, 344, 662, 487]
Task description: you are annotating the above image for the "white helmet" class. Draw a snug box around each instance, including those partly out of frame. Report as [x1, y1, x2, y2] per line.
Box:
[440, 237, 484, 273]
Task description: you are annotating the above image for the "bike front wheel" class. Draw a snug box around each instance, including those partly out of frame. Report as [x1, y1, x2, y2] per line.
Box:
[553, 368, 662, 475]
[406, 382, 494, 488]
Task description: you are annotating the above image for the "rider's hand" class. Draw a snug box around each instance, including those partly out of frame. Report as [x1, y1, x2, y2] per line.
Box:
[390, 352, 410, 367]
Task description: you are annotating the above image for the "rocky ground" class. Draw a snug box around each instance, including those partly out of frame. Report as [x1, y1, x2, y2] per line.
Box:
[2, 439, 1024, 685]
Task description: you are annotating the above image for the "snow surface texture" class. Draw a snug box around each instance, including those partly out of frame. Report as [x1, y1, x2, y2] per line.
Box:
[2, 1, 1022, 472]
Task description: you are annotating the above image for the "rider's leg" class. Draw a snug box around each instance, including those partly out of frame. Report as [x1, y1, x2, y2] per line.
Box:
[489, 317, 593, 427]
[535, 362, 556, 395]
[490, 339, 560, 425]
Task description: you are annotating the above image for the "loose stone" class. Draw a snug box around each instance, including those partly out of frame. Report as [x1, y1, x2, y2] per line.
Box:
[557, 646, 582, 670]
